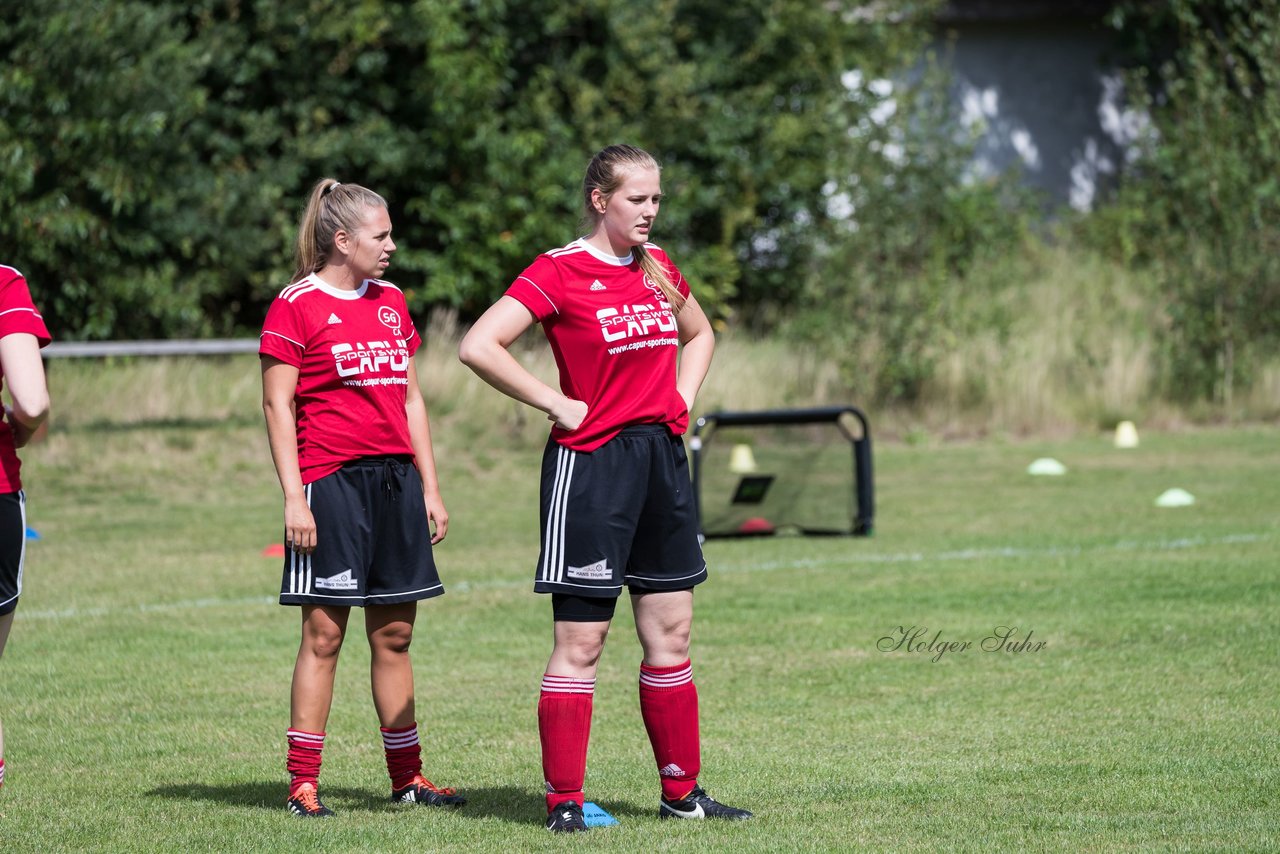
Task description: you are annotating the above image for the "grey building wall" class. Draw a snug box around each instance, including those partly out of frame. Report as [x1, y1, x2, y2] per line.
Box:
[934, 10, 1147, 210]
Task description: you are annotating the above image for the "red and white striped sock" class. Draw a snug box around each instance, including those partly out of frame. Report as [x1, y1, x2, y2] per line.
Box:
[381, 723, 423, 791]
[286, 729, 325, 797]
[0, 757, 6, 789]
[539, 674, 595, 812]
[639, 659, 701, 801]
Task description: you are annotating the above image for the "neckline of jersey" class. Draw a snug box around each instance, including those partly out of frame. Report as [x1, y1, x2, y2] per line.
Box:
[575, 237, 634, 267]
[307, 272, 373, 300]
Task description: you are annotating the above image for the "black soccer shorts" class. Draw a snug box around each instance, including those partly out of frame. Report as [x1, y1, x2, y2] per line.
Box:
[0, 491, 26, 616]
[279, 456, 444, 607]
[533, 425, 707, 597]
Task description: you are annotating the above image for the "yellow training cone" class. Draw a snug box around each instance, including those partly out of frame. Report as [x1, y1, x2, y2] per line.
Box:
[729, 444, 758, 473]
[1114, 420, 1139, 448]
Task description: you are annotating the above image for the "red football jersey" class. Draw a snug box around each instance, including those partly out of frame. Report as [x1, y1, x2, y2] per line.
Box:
[505, 239, 692, 452]
[259, 274, 422, 484]
[0, 265, 52, 493]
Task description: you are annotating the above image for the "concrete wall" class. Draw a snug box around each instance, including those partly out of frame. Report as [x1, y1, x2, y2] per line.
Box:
[935, 18, 1148, 210]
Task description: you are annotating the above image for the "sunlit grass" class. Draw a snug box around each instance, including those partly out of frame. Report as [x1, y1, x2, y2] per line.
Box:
[3, 397, 1277, 850]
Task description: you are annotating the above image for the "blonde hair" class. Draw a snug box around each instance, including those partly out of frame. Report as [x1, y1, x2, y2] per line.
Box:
[582, 145, 685, 312]
[291, 178, 388, 283]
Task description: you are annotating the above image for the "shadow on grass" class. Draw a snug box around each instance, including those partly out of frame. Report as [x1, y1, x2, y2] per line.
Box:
[147, 782, 638, 824]
[54, 414, 260, 434]
[456, 787, 655, 826]
[147, 781, 387, 814]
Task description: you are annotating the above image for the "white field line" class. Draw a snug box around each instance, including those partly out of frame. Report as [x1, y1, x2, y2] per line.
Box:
[18, 532, 1270, 622]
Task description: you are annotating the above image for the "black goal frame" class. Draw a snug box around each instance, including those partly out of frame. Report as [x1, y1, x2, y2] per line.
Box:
[689, 405, 874, 538]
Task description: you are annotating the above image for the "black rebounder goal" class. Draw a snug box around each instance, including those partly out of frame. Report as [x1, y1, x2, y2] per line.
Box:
[689, 406, 874, 538]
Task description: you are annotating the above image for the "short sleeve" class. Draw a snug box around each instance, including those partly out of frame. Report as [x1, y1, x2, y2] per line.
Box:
[0, 267, 52, 348]
[504, 254, 563, 321]
[259, 295, 307, 367]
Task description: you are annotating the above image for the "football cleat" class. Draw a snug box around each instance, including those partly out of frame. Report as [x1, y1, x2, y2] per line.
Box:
[287, 783, 335, 818]
[659, 786, 753, 820]
[391, 774, 467, 807]
[545, 799, 588, 833]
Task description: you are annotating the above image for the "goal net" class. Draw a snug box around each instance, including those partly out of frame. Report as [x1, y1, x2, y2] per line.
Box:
[690, 406, 874, 538]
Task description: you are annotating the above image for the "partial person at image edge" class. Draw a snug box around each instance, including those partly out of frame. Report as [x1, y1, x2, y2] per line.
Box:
[0, 263, 53, 794]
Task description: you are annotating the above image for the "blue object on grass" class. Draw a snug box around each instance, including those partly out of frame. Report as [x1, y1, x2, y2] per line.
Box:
[583, 801, 619, 827]
[25, 526, 40, 540]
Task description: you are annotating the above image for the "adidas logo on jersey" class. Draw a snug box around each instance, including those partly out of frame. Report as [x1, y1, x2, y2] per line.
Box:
[590, 280, 606, 291]
[327, 313, 342, 324]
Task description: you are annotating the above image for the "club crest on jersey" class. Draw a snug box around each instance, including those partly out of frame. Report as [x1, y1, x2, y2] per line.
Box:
[377, 306, 403, 336]
[331, 340, 410, 377]
[642, 273, 666, 300]
[596, 302, 676, 342]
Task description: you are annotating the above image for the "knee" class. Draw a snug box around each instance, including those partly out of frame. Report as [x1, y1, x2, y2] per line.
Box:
[561, 642, 604, 671]
[555, 625, 608, 670]
[303, 626, 346, 660]
[371, 624, 414, 657]
[642, 619, 691, 663]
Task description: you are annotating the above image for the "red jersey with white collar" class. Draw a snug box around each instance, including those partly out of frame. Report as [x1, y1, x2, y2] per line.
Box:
[259, 274, 421, 484]
[0, 265, 52, 493]
[505, 239, 691, 452]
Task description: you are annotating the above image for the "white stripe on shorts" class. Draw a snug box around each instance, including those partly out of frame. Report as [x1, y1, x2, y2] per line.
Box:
[541, 446, 576, 585]
[289, 484, 313, 595]
[17, 489, 26, 601]
[1, 490, 28, 611]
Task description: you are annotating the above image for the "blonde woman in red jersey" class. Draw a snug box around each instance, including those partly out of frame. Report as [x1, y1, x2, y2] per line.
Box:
[0, 264, 51, 794]
[460, 145, 753, 832]
[260, 179, 464, 817]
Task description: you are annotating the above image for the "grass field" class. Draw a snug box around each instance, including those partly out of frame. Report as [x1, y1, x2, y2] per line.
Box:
[2, 407, 1278, 851]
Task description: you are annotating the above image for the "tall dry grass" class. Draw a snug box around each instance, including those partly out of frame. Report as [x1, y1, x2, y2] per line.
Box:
[33, 251, 1280, 446]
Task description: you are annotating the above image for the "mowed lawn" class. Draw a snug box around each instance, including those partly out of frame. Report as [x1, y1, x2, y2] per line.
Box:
[2, 421, 1277, 852]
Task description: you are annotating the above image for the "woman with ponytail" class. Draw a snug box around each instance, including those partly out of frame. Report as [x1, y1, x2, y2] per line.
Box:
[260, 179, 464, 818]
[459, 145, 751, 832]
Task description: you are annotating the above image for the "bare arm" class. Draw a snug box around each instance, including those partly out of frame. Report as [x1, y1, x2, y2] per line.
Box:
[0, 333, 50, 448]
[261, 357, 316, 554]
[405, 358, 448, 544]
[675, 295, 715, 411]
[457, 295, 587, 430]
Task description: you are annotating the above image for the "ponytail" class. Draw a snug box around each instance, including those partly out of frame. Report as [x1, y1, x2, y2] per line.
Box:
[291, 178, 387, 284]
[582, 144, 686, 312]
[634, 245, 683, 311]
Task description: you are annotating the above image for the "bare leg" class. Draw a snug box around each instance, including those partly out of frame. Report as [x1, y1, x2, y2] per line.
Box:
[366, 601, 418, 729]
[546, 618, 611, 679]
[0, 610, 12, 762]
[290, 605, 350, 731]
[632, 589, 693, 666]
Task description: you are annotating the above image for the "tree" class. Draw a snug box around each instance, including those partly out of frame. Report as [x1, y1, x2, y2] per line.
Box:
[2, 0, 941, 339]
[0, 3, 214, 338]
[1104, 0, 1280, 407]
